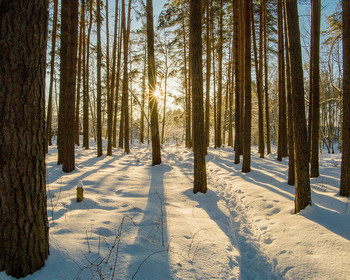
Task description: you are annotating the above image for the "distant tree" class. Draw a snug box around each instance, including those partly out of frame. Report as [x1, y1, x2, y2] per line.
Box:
[0, 0, 49, 277]
[58, 0, 79, 172]
[285, 0, 311, 213]
[46, 0, 58, 153]
[190, 0, 207, 193]
[147, 0, 162, 165]
[309, 0, 321, 177]
[341, 0, 350, 197]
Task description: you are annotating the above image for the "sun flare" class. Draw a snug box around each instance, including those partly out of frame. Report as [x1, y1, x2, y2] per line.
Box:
[153, 88, 161, 98]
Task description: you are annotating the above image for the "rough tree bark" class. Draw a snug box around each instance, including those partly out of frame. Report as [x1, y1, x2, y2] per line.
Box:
[45, 0, 58, 153]
[190, 0, 207, 193]
[242, 0, 252, 173]
[147, 0, 162, 165]
[340, 0, 350, 197]
[285, 0, 311, 213]
[0, 1, 49, 277]
[96, 0, 103, 157]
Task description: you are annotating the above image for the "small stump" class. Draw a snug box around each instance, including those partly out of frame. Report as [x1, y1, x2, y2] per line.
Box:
[76, 180, 84, 202]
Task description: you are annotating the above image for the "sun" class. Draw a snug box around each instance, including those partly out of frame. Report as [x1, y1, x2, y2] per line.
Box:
[153, 88, 161, 98]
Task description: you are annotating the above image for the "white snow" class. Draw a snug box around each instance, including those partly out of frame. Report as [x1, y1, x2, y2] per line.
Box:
[1, 142, 349, 280]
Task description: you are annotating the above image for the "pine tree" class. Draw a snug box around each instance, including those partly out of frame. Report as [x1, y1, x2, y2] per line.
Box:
[0, 1, 49, 277]
[285, 0, 311, 213]
[190, 0, 207, 193]
[340, 0, 350, 197]
[147, 0, 162, 165]
[58, 0, 79, 172]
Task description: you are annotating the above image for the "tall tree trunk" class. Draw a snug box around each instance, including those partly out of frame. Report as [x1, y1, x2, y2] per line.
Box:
[234, 0, 241, 164]
[263, 0, 271, 154]
[161, 46, 168, 144]
[191, 0, 207, 193]
[310, 0, 321, 177]
[205, 0, 211, 149]
[114, 16, 123, 147]
[58, 0, 78, 172]
[75, 1, 84, 147]
[277, 0, 288, 161]
[242, 0, 251, 173]
[140, 43, 146, 144]
[108, 0, 119, 155]
[84, 0, 93, 149]
[216, 0, 223, 148]
[45, 0, 58, 153]
[285, 0, 311, 213]
[340, 0, 350, 197]
[0, 1, 49, 277]
[183, 8, 191, 149]
[252, 1, 265, 158]
[147, 0, 162, 165]
[96, 0, 103, 157]
[228, 31, 234, 147]
[284, 0, 295, 185]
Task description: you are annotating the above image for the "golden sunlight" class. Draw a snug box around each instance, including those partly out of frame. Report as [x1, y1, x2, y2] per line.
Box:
[153, 88, 161, 98]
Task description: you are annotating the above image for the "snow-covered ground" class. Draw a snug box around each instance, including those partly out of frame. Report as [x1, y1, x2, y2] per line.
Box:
[1, 141, 349, 280]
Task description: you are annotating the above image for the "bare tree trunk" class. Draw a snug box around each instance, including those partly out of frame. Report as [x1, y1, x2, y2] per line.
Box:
[228, 31, 234, 147]
[263, 0, 271, 154]
[140, 43, 146, 144]
[147, 0, 161, 165]
[252, 1, 265, 158]
[58, 0, 78, 172]
[75, 1, 84, 147]
[0, 1, 49, 277]
[285, 0, 311, 213]
[310, 0, 321, 177]
[277, 0, 288, 161]
[84, 0, 93, 149]
[242, 0, 251, 173]
[46, 0, 58, 153]
[205, 0, 211, 149]
[284, 0, 295, 185]
[96, 0, 103, 157]
[191, 0, 207, 193]
[216, 0, 223, 148]
[341, 0, 350, 197]
[234, 0, 241, 164]
[108, 0, 119, 155]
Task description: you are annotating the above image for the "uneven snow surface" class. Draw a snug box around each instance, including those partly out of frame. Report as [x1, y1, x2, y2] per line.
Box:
[1, 142, 349, 280]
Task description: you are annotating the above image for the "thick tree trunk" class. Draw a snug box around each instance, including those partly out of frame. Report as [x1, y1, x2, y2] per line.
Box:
[45, 0, 58, 153]
[242, 0, 252, 173]
[341, 0, 350, 197]
[310, 0, 321, 177]
[0, 1, 49, 277]
[191, 0, 207, 193]
[58, 0, 78, 172]
[285, 0, 311, 213]
[147, 0, 161, 164]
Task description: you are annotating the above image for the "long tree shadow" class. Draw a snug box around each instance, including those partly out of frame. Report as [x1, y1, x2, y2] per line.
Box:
[183, 189, 283, 280]
[126, 164, 173, 280]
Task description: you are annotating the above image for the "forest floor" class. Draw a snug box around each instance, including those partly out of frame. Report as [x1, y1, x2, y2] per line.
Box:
[1, 141, 350, 280]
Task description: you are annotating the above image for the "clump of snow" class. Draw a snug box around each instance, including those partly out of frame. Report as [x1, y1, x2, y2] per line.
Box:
[1, 142, 349, 280]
